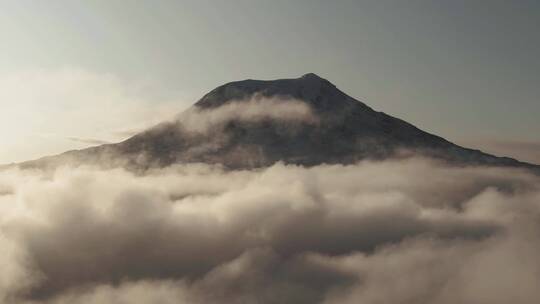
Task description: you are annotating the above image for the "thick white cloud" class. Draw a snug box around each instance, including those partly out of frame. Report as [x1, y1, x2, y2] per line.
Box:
[0, 159, 539, 303]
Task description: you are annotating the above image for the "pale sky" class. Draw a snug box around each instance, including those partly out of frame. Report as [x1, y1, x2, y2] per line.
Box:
[1, 0, 539, 164]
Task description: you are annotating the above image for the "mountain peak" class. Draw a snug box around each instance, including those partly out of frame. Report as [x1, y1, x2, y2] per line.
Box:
[17, 74, 540, 172]
[298, 73, 334, 91]
[301, 72, 325, 81]
[194, 73, 361, 113]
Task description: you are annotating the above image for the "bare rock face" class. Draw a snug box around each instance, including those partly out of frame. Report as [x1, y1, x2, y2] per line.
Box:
[18, 74, 539, 171]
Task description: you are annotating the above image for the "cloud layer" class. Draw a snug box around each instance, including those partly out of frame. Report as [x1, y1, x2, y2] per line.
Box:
[0, 159, 539, 303]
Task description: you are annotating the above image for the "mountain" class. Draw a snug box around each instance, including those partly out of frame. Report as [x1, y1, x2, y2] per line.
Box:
[17, 73, 540, 171]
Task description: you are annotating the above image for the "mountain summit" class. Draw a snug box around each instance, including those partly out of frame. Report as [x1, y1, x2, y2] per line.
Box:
[194, 73, 355, 111]
[19, 74, 539, 171]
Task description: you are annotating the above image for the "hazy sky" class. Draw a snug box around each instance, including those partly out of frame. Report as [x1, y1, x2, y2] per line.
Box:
[1, 0, 539, 163]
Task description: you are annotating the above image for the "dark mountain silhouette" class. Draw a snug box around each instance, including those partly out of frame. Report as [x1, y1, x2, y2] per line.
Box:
[16, 73, 540, 171]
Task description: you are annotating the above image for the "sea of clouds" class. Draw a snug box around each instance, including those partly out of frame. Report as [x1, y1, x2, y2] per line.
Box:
[1, 158, 539, 304]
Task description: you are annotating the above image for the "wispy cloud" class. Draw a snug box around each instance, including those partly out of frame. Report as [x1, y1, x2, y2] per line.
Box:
[176, 94, 318, 134]
[66, 137, 111, 145]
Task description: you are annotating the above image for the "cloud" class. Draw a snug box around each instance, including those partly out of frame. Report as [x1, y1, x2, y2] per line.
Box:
[66, 137, 111, 145]
[176, 94, 318, 134]
[0, 159, 539, 303]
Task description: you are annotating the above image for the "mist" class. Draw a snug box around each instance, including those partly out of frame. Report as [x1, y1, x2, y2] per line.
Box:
[1, 158, 539, 304]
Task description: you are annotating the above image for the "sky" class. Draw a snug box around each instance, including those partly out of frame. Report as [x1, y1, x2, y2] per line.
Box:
[1, 0, 539, 163]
